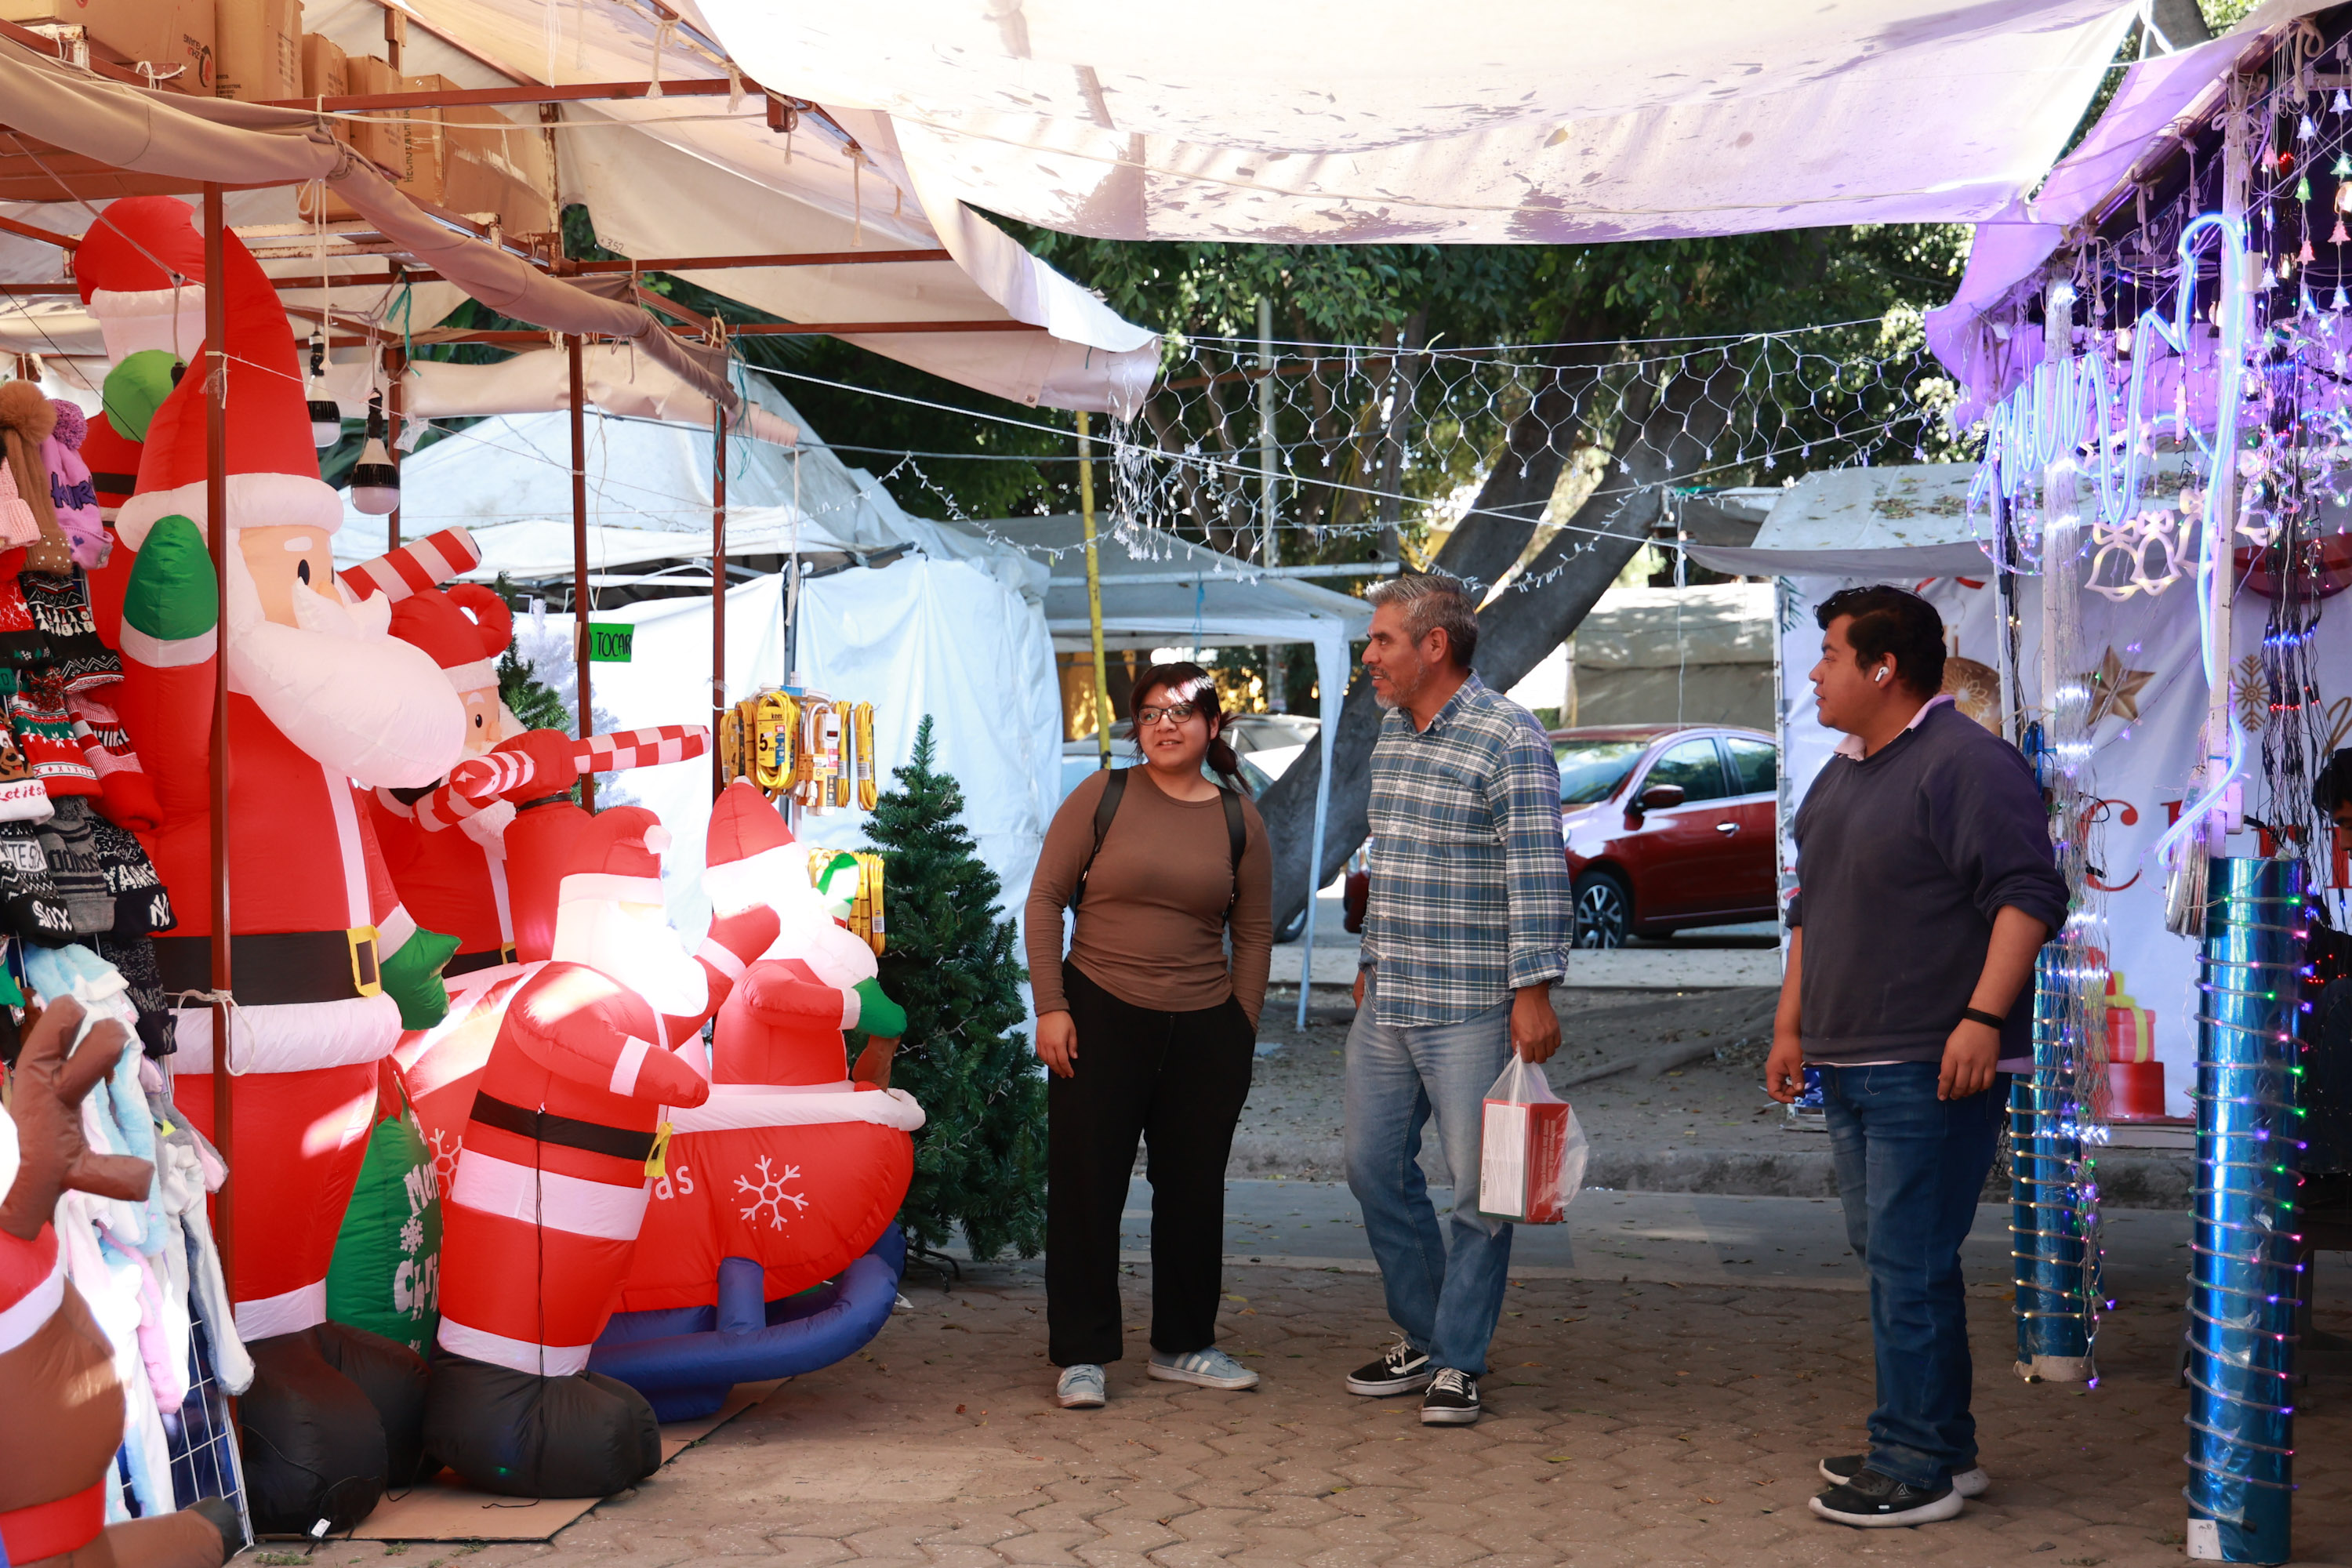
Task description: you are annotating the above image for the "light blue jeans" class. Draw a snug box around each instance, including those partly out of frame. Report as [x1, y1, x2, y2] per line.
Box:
[1343, 970, 1515, 1377]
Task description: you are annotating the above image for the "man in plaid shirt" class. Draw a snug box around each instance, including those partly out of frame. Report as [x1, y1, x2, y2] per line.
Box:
[1344, 575, 1571, 1427]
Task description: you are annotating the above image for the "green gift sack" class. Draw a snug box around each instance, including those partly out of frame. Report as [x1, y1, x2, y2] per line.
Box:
[326, 1061, 441, 1355]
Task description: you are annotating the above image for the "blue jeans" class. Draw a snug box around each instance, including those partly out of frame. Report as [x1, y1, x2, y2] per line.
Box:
[1820, 1062, 2006, 1490]
[1344, 971, 1514, 1377]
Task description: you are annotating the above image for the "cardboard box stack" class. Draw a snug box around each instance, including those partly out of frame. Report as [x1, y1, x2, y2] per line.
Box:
[214, 0, 299, 101]
[1, 0, 216, 93]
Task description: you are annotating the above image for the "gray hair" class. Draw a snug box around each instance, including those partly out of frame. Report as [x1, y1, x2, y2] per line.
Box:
[1367, 573, 1479, 668]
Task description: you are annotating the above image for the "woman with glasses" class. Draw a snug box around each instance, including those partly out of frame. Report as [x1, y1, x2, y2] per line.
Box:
[1023, 661, 1274, 1409]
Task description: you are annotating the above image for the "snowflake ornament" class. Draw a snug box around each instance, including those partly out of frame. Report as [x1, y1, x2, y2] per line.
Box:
[735, 1156, 811, 1232]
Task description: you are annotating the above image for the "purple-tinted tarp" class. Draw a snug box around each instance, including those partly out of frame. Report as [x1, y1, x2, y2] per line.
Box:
[1926, 9, 2323, 422]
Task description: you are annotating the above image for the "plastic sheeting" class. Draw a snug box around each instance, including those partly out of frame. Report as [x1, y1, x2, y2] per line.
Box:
[1923, 0, 2332, 422]
[1685, 465, 1992, 579]
[692, 0, 2137, 245]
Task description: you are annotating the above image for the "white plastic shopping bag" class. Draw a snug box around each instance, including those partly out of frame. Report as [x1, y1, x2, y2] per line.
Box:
[1477, 1055, 1588, 1223]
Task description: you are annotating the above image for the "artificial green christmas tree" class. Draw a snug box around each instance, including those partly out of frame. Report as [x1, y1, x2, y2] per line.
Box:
[862, 717, 1046, 1261]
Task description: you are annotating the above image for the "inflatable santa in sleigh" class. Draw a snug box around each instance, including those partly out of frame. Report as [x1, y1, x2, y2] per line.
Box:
[590, 782, 922, 1421]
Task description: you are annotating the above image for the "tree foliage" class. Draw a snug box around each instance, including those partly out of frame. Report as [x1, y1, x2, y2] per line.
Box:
[863, 718, 1046, 1261]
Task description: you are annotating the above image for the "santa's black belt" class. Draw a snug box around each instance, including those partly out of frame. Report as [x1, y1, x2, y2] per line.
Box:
[468, 1091, 655, 1163]
[444, 946, 517, 978]
[155, 929, 382, 1007]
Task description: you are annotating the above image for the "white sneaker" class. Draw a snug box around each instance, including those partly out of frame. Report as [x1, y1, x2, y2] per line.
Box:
[1055, 1363, 1107, 1408]
[1147, 1347, 1260, 1390]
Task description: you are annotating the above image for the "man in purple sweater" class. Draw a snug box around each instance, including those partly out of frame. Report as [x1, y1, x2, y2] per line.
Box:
[1764, 586, 2067, 1528]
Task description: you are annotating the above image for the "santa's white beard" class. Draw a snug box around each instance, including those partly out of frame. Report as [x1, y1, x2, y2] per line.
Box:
[554, 898, 709, 1018]
[224, 559, 466, 788]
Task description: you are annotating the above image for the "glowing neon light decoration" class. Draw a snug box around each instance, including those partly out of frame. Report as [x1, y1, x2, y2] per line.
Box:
[2183, 858, 2307, 1564]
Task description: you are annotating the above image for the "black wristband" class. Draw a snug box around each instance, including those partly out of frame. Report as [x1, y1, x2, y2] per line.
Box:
[1961, 1007, 2007, 1031]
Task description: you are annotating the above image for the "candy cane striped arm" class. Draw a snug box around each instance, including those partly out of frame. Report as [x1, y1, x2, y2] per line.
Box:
[577, 724, 709, 774]
[339, 527, 483, 603]
[416, 750, 536, 833]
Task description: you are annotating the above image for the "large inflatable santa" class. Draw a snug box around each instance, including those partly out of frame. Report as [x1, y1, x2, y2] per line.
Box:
[625, 782, 919, 1312]
[109, 220, 467, 1534]
[424, 808, 778, 1498]
[1, 1000, 238, 1568]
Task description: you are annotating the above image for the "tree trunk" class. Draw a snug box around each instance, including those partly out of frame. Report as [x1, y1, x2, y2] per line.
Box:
[1258, 361, 1737, 931]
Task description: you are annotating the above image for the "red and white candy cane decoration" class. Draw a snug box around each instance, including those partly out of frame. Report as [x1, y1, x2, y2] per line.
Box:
[419, 725, 710, 833]
[341, 527, 483, 604]
[580, 724, 707, 774]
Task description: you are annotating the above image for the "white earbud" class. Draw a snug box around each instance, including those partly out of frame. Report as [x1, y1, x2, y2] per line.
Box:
[1875, 667, 1889, 684]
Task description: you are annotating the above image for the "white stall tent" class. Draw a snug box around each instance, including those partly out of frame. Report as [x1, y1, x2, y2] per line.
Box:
[541, 554, 1060, 939]
[1689, 488, 2352, 1122]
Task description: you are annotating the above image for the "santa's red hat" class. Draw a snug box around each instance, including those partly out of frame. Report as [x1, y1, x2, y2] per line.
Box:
[112, 221, 338, 554]
[558, 806, 670, 911]
[702, 779, 798, 915]
[390, 584, 512, 694]
[73, 197, 210, 359]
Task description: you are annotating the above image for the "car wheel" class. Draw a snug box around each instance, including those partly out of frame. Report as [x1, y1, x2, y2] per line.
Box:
[1573, 869, 1633, 949]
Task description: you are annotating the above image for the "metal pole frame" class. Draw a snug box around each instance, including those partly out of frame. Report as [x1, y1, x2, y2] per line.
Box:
[1078, 412, 1113, 766]
[569, 334, 594, 811]
[712, 366, 730, 800]
[201, 184, 234, 1282]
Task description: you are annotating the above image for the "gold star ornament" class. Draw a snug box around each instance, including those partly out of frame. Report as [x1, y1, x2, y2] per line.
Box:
[2083, 646, 2155, 727]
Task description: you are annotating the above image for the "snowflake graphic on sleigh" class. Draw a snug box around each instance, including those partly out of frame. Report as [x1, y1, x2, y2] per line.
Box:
[735, 1156, 811, 1231]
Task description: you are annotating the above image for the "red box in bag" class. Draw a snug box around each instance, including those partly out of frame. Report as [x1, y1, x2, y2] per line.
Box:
[1478, 1057, 1586, 1223]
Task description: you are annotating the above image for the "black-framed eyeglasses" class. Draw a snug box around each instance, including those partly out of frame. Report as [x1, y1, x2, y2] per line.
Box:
[1135, 702, 1200, 727]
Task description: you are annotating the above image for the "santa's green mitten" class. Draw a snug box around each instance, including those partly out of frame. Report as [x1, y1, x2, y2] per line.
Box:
[848, 977, 906, 1040]
[119, 515, 217, 661]
[379, 927, 460, 1029]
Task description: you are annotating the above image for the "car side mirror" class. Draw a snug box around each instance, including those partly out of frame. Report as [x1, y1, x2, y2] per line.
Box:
[1633, 782, 1686, 813]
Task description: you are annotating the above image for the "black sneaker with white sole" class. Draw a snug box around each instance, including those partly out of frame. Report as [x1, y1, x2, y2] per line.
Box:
[1419, 1368, 1481, 1425]
[1807, 1468, 1962, 1527]
[1819, 1454, 1988, 1497]
[1345, 1338, 1433, 1396]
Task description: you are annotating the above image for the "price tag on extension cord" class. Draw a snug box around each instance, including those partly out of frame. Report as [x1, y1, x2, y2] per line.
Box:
[586, 623, 634, 663]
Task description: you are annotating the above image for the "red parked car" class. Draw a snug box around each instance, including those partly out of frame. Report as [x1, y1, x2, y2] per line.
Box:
[1551, 724, 1779, 948]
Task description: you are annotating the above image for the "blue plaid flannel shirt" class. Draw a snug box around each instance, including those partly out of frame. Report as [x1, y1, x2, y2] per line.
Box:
[1359, 675, 1572, 1026]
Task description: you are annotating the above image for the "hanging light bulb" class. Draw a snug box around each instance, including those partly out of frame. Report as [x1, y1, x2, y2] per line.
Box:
[2334, 284, 2348, 311]
[305, 335, 341, 448]
[348, 390, 399, 514]
[2299, 113, 2318, 143]
[2299, 173, 2314, 201]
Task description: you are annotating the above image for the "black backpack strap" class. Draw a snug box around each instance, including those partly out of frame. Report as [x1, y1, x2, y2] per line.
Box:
[1220, 786, 1245, 916]
[1072, 768, 1129, 909]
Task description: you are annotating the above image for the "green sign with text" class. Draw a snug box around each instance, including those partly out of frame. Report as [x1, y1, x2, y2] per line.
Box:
[586, 623, 634, 663]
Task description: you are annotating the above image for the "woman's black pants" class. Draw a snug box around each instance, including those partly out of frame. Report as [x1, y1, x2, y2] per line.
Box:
[1047, 962, 1254, 1367]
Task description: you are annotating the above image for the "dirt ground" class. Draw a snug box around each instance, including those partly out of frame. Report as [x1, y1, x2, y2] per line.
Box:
[1235, 985, 1790, 1178]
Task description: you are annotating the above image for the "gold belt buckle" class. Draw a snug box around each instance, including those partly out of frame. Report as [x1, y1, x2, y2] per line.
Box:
[348, 925, 383, 996]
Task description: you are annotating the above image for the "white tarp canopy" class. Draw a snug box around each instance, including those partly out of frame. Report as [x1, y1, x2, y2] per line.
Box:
[1686, 466, 1990, 579]
[332, 376, 921, 562]
[0, 0, 1161, 413]
[694, 0, 2138, 245]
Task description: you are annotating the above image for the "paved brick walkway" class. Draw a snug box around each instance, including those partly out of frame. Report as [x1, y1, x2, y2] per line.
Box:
[313, 1261, 2351, 1568]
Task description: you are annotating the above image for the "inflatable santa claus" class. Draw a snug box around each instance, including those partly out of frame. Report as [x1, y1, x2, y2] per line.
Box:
[424, 808, 778, 1498]
[109, 221, 466, 1534]
[366, 583, 581, 976]
[624, 782, 919, 1313]
[1, 999, 238, 1568]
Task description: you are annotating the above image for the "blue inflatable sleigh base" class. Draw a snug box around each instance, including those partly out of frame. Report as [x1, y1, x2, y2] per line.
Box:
[590, 1227, 906, 1421]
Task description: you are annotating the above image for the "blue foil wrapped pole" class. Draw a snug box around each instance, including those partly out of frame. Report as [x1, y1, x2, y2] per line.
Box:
[2185, 857, 2306, 1564]
[2013, 947, 2098, 1380]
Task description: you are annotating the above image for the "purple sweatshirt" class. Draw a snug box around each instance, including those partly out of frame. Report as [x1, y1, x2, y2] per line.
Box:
[1788, 701, 2068, 1067]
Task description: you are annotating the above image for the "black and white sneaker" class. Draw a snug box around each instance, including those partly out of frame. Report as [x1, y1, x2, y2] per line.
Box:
[1819, 1454, 1988, 1498]
[1419, 1368, 1481, 1425]
[1345, 1337, 1433, 1396]
[1808, 1468, 1962, 1527]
